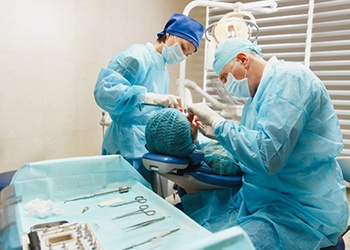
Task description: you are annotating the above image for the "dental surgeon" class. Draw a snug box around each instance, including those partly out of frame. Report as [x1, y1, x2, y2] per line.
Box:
[184, 37, 348, 249]
[94, 14, 204, 184]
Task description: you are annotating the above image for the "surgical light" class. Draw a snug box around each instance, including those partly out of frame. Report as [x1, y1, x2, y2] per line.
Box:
[205, 11, 260, 45]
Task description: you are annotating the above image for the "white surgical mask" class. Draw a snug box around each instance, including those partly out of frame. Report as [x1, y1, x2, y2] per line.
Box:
[225, 72, 250, 98]
[162, 42, 186, 65]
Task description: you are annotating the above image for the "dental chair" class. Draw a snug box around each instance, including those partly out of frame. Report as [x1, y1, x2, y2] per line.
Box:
[0, 170, 16, 192]
[142, 150, 242, 195]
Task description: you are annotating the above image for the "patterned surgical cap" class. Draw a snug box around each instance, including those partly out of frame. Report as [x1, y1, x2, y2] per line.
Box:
[145, 108, 195, 157]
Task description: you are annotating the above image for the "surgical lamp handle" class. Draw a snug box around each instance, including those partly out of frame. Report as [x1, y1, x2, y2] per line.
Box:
[183, 0, 277, 16]
[220, 11, 257, 23]
[242, 0, 277, 14]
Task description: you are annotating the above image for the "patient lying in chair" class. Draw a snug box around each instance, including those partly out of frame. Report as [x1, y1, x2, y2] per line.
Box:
[145, 108, 243, 177]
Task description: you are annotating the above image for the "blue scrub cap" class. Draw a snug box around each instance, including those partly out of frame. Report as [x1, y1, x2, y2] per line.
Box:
[157, 13, 205, 51]
[213, 38, 263, 75]
[145, 108, 195, 157]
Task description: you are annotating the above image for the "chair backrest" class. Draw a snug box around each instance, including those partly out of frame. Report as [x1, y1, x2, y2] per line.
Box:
[337, 156, 350, 183]
[0, 170, 16, 192]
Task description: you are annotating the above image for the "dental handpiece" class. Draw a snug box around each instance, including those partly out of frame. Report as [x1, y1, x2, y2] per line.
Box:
[64, 185, 131, 203]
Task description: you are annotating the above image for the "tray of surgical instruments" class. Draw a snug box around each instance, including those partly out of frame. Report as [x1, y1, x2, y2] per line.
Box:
[23, 221, 104, 250]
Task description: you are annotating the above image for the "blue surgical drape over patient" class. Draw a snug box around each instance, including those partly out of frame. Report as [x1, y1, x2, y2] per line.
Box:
[181, 58, 348, 249]
[94, 43, 168, 162]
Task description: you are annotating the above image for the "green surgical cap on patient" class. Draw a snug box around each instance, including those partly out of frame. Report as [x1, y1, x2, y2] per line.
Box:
[213, 38, 263, 75]
[145, 109, 195, 157]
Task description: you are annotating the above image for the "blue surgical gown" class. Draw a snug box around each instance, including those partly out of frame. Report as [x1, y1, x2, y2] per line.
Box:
[94, 43, 168, 179]
[181, 58, 348, 249]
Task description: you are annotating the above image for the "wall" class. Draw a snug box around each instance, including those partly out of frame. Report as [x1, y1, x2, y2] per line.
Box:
[0, 0, 204, 172]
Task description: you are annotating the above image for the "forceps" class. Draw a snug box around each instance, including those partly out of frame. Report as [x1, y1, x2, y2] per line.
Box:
[109, 196, 147, 207]
[112, 205, 155, 220]
[123, 216, 166, 230]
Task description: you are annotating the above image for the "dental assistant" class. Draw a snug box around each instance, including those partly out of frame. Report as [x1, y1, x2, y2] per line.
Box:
[94, 13, 204, 184]
[185, 38, 348, 249]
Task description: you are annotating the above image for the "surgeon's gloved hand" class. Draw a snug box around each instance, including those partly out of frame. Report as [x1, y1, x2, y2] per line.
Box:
[187, 102, 225, 128]
[144, 93, 182, 109]
[198, 121, 217, 140]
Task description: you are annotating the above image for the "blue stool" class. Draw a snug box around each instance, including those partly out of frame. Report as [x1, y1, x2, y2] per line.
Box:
[0, 170, 16, 191]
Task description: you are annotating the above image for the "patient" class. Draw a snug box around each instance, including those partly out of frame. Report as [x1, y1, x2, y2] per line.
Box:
[145, 108, 243, 176]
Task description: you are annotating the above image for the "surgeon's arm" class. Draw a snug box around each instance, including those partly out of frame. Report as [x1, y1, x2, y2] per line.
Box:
[216, 110, 305, 175]
[215, 74, 308, 175]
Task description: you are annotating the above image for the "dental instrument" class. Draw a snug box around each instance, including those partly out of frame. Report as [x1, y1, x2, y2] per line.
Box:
[122, 228, 180, 250]
[64, 185, 131, 203]
[109, 196, 147, 207]
[123, 216, 167, 231]
[139, 103, 164, 111]
[112, 205, 156, 220]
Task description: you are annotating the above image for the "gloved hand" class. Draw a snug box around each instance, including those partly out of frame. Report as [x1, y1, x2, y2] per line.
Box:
[187, 102, 225, 128]
[144, 93, 182, 109]
[198, 121, 217, 140]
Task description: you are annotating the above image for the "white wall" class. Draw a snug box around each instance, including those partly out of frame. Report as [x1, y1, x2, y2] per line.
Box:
[0, 0, 196, 172]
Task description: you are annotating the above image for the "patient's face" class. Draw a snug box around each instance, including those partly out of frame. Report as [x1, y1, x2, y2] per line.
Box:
[186, 113, 198, 144]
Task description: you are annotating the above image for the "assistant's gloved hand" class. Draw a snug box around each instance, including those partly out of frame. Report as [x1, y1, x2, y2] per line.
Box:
[144, 93, 182, 109]
[187, 102, 225, 128]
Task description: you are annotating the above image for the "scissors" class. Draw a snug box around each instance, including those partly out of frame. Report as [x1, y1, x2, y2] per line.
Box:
[109, 196, 147, 207]
[112, 205, 156, 220]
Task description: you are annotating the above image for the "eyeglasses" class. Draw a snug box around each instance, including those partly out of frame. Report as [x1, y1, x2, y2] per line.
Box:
[219, 60, 235, 83]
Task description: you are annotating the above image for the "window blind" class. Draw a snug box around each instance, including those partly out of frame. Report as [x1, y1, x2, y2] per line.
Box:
[204, 0, 350, 155]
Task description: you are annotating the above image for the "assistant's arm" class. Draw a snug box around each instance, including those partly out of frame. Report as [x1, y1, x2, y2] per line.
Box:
[94, 53, 148, 116]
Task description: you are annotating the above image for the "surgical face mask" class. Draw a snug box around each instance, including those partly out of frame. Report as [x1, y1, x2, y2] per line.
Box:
[162, 42, 186, 65]
[225, 72, 250, 98]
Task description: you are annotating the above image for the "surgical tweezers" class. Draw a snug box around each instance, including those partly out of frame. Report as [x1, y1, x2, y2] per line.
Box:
[64, 186, 131, 203]
[122, 228, 180, 250]
[123, 216, 166, 230]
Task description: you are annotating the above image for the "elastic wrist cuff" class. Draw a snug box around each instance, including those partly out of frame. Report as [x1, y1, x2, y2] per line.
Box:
[212, 118, 225, 129]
